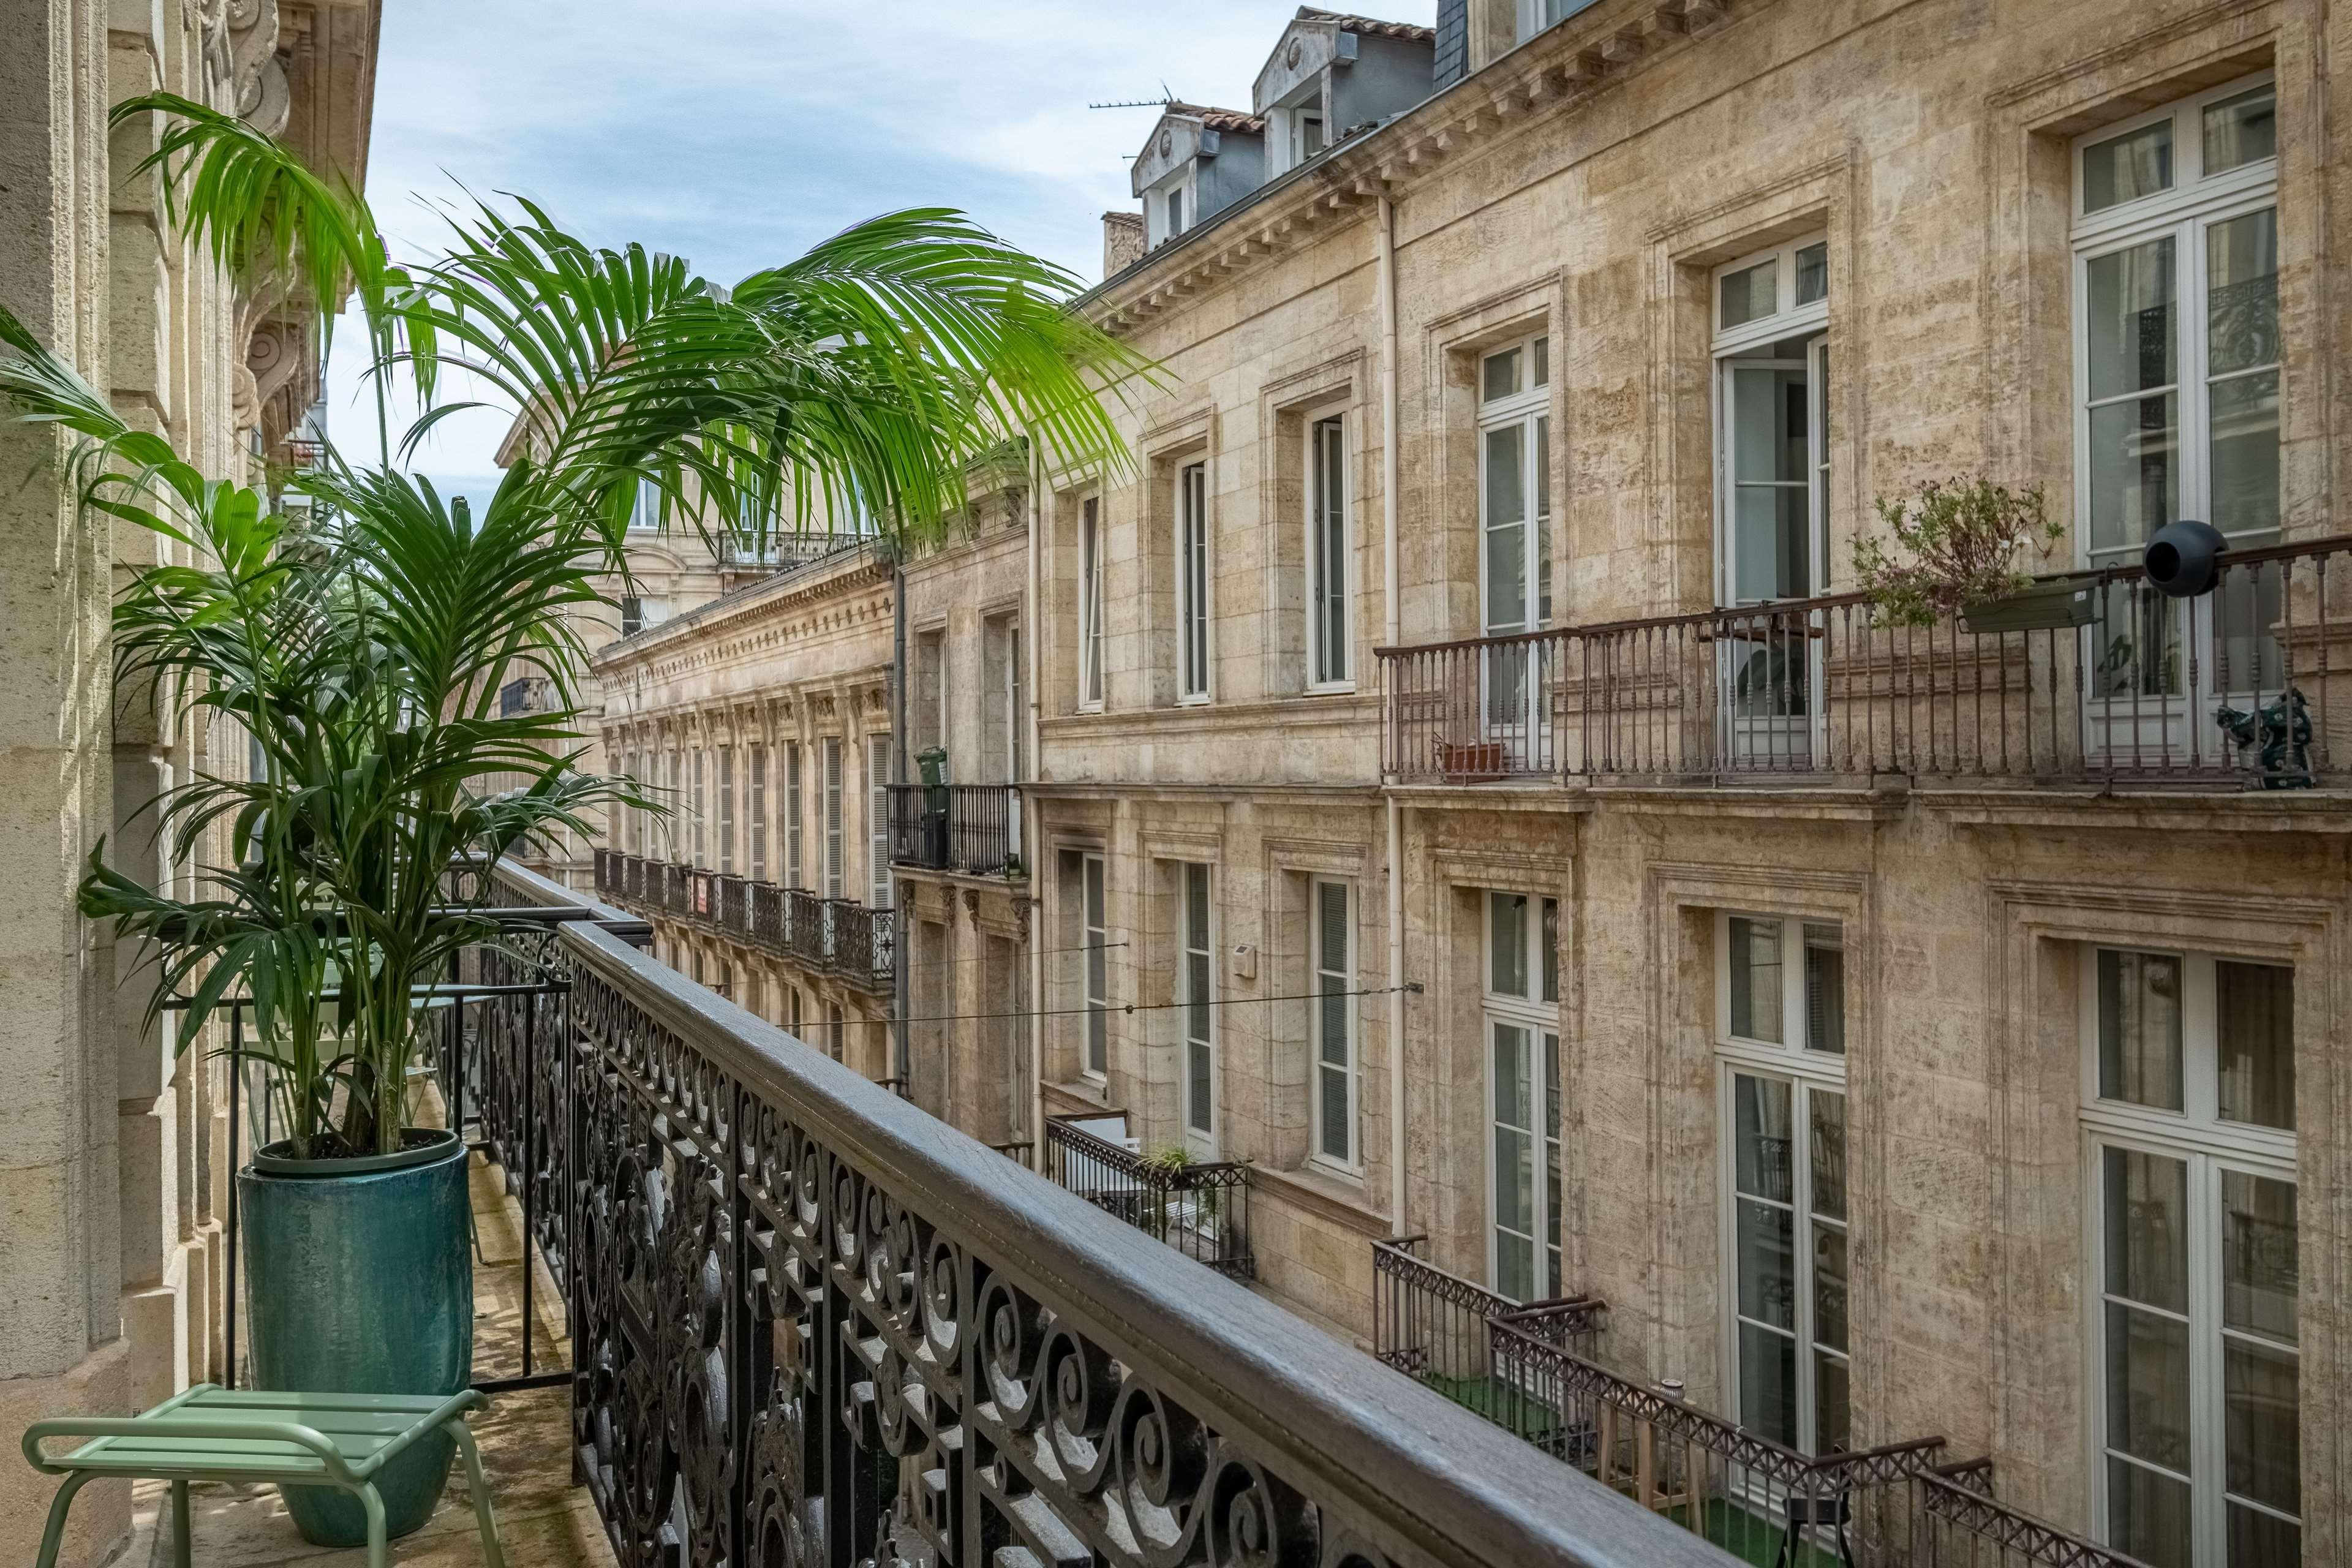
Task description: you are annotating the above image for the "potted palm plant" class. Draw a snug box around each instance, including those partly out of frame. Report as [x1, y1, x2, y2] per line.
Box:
[2, 93, 1136, 1550]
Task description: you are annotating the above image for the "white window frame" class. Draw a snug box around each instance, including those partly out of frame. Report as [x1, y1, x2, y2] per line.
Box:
[1078, 496, 1105, 711]
[1482, 891, 1561, 1303]
[1082, 853, 1109, 1080]
[1714, 910, 1849, 1458]
[748, 744, 767, 883]
[1176, 460, 1212, 703]
[717, 744, 734, 873]
[822, 736, 843, 900]
[2069, 73, 2278, 575]
[631, 475, 663, 532]
[1150, 172, 1193, 249]
[785, 740, 803, 889]
[1517, 0, 1599, 43]
[1306, 415, 1352, 690]
[866, 733, 892, 910]
[1180, 862, 1218, 1154]
[1711, 235, 1831, 608]
[1477, 332, 1553, 640]
[1308, 877, 1359, 1174]
[2079, 943, 2299, 1566]
[692, 748, 707, 867]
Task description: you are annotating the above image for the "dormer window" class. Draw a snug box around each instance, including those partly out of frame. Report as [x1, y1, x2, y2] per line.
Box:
[1295, 111, 1325, 164]
[1148, 175, 1193, 250]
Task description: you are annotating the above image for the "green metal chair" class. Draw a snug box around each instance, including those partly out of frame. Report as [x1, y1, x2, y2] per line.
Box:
[22, 1383, 507, 1568]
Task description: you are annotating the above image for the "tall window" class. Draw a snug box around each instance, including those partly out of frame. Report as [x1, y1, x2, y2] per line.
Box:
[1180, 864, 1216, 1151]
[785, 986, 803, 1038]
[1714, 236, 1830, 607]
[1479, 334, 1551, 640]
[620, 596, 644, 638]
[1177, 461, 1210, 701]
[2084, 946, 2296, 1567]
[1079, 497, 1105, 709]
[748, 744, 767, 883]
[2074, 77, 2278, 703]
[822, 737, 844, 899]
[826, 1002, 844, 1062]
[692, 748, 707, 866]
[1310, 879, 1357, 1169]
[717, 745, 734, 873]
[865, 736, 892, 909]
[1309, 416, 1350, 687]
[631, 475, 663, 530]
[1717, 912, 1847, 1455]
[785, 741, 804, 888]
[1486, 891, 1560, 1303]
[1083, 854, 1109, 1078]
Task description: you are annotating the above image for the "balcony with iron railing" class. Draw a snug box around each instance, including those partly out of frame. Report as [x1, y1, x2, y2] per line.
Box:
[475, 856, 1745, 1568]
[593, 848, 894, 991]
[886, 782, 1023, 877]
[1045, 1112, 1254, 1279]
[1381, 536, 2352, 793]
[1371, 1238, 2155, 1567]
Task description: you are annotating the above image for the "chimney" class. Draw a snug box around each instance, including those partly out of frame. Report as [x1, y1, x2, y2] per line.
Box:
[1102, 211, 1145, 281]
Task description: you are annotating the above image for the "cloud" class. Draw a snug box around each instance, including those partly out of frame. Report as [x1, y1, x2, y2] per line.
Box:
[326, 0, 1432, 479]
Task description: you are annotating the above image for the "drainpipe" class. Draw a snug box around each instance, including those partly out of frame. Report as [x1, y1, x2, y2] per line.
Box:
[1379, 192, 1408, 1236]
[893, 556, 910, 1091]
[1025, 439, 1047, 1172]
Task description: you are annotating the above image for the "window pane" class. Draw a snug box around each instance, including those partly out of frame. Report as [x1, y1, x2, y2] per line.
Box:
[1482, 347, 1520, 402]
[2106, 1301, 2193, 1471]
[1540, 897, 1559, 1004]
[2207, 208, 2278, 377]
[2108, 1458, 2193, 1568]
[2204, 86, 2277, 174]
[1736, 1197, 1795, 1330]
[1495, 1227, 1535, 1305]
[1809, 1089, 1847, 1222]
[1493, 1023, 1531, 1129]
[1794, 242, 1828, 306]
[1534, 415, 1553, 626]
[1737, 1321, 1797, 1448]
[1812, 1222, 1848, 1352]
[2210, 371, 2282, 540]
[1720, 259, 1777, 331]
[1814, 1350, 1850, 1455]
[2086, 237, 2178, 403]
[1490, 893, 1529, 997]
[1485, 517, 1526, 636]
[2087, 393, 2180, 557]
[2099, 949, 2185, 1110]
[2226, 1504, 2299, 1568]
[2217, 961, 2294, 1131]
[1531, 336, 1549, 387]
[1494, 1126, 1532, 1237]
[1319, 1065, 1349, 1161]
[2223, 1171, 2298, 1343]
[1804, 925, 1844, 1054]
[1727, 916, 1785, 1042]
[2224, 1338, 2301, 1520]
[1733, 1074, 1793, 1202]
[2083, 119, 2175, 213]
[2104, 1145, 2189, 1311]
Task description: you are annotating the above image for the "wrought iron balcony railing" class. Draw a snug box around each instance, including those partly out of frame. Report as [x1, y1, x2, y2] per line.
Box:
[593, 851, 895, 991]
[475, 856, 1740, 1568]
[1371, 1238, 1604, 1455]
[1380, 535, 2352, 789]
[1044, 1113, 1254, 1278]
[886, 782, 1023, 876]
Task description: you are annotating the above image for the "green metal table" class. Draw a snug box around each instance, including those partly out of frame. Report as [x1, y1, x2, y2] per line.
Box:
[21, 1383, 507, 1568]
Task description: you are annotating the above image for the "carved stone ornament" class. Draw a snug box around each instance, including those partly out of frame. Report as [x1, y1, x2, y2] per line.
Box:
[1287, 37, 1303, 69]
[1158, 127, 1174, 158]
[205, 0, 289, 136]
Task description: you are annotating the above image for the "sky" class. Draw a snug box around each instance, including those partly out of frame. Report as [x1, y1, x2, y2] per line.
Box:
[323, 0, 1433, 508]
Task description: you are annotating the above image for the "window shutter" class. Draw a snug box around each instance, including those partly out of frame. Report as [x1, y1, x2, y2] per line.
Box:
[824, 739, 843, 899]
[786, 742, 803, 888]
[749, 744, 767, 882]
[867, 737, 892, 908]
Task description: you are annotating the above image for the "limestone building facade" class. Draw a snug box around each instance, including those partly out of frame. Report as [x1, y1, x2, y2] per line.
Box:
[1020, 2, 2351, 1564]
[0, 5, 378, 1566]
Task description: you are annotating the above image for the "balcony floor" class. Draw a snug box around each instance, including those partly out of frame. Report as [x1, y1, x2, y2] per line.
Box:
[116, 1151, 613, 1568]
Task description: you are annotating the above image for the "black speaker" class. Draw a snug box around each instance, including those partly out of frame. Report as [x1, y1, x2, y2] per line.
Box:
[2144, 519, 2226, 598]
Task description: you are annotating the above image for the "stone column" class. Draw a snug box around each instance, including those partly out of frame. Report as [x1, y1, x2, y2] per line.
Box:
[0, 4, 131, 1567]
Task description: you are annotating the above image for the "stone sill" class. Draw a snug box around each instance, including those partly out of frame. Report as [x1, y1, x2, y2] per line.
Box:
[1250, 1163, 1394, 1240]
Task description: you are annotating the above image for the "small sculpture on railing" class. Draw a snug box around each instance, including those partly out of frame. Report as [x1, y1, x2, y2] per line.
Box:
[2215, 687, 2313, 788]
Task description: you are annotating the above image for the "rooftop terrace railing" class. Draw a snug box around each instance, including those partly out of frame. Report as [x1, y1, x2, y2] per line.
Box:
[480, 856, 1746, 1568]
[1381, 536, 2352, 790]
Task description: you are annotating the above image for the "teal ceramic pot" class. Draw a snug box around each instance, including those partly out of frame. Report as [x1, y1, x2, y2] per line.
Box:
[238, 1128, 473, 1545]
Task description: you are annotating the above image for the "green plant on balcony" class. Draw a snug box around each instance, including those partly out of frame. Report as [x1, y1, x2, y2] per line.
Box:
[1852, 475, 2064, 628]
[0, 91, 1139, 1551]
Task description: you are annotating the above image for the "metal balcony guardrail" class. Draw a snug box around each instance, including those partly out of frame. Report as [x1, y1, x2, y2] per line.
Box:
[476, 856, 1743, 1568]
[1381, 535, 2352, 789]
[886, 782, 1022, 876]
[1372, 1238, 1604, 1456]
[1044, 1114, 1254, 1278]
[1912, 1459, 2157, 1567]
[594, 850, 895, 991]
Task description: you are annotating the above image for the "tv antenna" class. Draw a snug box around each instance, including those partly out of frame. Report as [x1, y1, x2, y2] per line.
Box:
[1089, 80, 1175, 110]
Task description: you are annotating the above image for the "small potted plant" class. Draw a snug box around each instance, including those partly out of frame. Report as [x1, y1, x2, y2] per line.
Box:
[1852, 477, 2081, 631]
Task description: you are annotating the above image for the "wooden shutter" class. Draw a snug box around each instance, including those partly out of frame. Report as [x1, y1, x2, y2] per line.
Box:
[824, 738, 843, 899]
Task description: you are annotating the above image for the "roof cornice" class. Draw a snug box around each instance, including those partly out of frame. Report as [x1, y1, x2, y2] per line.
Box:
[1084, 0, 1735, 332]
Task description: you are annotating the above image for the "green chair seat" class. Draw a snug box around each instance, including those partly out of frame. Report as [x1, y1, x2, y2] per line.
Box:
[22, 1383, 506, 1568]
